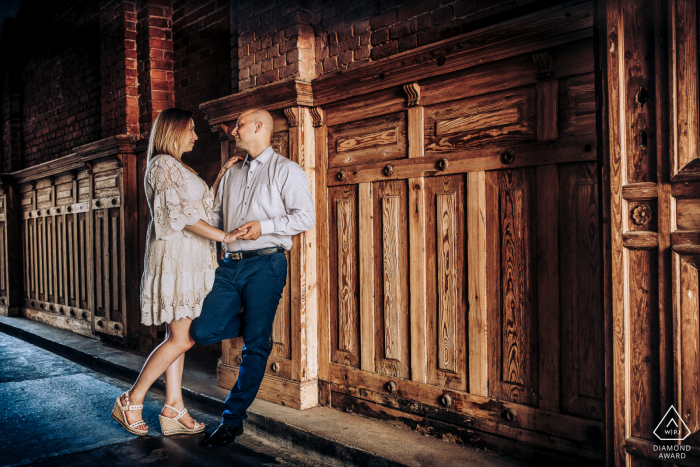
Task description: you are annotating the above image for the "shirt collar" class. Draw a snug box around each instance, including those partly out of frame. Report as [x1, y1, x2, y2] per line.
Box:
[244, 146, 274, 168]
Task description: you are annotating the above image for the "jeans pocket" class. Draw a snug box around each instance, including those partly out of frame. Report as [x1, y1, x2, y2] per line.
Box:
[270, 253, 286, 279]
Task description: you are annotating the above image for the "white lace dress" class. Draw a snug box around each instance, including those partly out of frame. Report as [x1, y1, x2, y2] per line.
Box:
[140, 154, 217, 326]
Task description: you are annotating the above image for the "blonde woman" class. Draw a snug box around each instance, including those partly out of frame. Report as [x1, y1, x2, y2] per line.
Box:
[111, 108, 243, 436]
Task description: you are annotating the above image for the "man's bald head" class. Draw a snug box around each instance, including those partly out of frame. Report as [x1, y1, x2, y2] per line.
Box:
[232, 108, 275, 157]
[240, 109, 274, 140]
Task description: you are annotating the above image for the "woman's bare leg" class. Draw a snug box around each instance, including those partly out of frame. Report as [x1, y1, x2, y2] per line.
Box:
[121, 317, 194, 430]
[161, 352, 201, 428]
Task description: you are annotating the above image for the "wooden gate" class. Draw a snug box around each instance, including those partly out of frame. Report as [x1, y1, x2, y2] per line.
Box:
[604, 0, 700, 464]
[314, 2, 604, 464]
[10, 137, 140, 342]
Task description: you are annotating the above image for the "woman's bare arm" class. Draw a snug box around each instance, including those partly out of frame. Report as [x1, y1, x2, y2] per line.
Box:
[183, 220, 240, 244]
[212, 155, 244, 196]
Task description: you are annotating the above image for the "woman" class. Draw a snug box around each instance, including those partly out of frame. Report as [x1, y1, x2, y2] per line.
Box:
[111, 108, 242, 436]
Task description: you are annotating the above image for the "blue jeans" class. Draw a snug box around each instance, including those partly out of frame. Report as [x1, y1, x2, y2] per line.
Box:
[190, 252, 287, 428]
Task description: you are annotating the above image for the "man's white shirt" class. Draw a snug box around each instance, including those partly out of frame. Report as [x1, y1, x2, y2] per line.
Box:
[212, 146, 315, 251]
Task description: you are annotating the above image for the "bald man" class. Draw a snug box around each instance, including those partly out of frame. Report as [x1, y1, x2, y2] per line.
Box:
[191, 109, 315, 448]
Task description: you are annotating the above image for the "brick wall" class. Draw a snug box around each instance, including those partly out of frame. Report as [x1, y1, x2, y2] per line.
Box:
[314, 0, 546, 76]
[236, 0, 315, 91]
[5, 0, 102, 167]
[172, 0, 232, 182]
[100, 0, 139, 139]
[137, 0, 175, 140]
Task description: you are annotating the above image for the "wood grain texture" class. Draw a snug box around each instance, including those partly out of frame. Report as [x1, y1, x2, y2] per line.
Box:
[327, 135, 596, 186]
[436, 192, 457, 373]
[328, 186, 360, 369]
[381, 195, 401, 361]
[536, 80, 558, 141]
[373, 180, 409, 378]
[535, 164, 560, 413]
[558, 162, 603, 420]
[671, 0, 699, 176]
[336, 199, 355, 353]
[486, 168, 538, 406]
[327, 363, 604, 449]
[358, 182, 375, 373]
[316, 125, 330, 381]
[425, 176, 466, 391]
[678, 255, 700, 438]
[407, 107, 424, 159]
[328, 112, 407, 168]
[467, 172, 488, 396]
[557, 73, 597, 138]
[424, 87, 535, 155]
[407, 178, 426, 383]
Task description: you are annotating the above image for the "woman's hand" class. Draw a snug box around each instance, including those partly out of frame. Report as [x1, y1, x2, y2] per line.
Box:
[224, 227, 247, 243]
[221, 155, 244, 173]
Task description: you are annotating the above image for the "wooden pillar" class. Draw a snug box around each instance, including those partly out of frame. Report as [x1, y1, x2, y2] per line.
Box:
[405, 82, 428, 384]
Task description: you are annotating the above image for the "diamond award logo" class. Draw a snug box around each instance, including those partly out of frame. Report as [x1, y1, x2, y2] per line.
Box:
[653, 406, 691, 441]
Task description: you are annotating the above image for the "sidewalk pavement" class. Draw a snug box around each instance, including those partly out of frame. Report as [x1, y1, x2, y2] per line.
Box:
[0, 315, 527, 467]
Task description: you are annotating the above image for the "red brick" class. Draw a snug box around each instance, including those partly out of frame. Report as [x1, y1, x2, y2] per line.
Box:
[454, 0, 479, 17]
[278, 63, 298, 79]
[371, 27, 390, 45]
[398, 0, 440, 21]
[410, 13, 432, 33]
[371, 40, 398, 60]
[338, 50, 353, 66]
[256, 69, 279, 85]
[390, 21, 410, 39]
[369, 9, 397, 30]
[273, 54, 287, 68]
[432, 6, 454, 25]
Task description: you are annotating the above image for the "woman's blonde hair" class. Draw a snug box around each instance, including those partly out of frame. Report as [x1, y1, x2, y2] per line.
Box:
[146, 108, 197, 173]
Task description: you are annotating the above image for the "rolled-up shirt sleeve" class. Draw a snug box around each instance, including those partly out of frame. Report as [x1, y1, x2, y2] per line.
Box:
[261, 165, 315, 236]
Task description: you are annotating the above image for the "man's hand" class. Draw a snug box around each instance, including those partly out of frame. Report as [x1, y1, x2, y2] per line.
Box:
[235, 221, 261, 240]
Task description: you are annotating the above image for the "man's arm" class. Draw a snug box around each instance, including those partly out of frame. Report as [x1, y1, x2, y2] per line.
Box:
[237, 164, 315, 240]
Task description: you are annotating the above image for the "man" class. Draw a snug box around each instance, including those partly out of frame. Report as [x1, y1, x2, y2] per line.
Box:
[190, 108, 315, 448]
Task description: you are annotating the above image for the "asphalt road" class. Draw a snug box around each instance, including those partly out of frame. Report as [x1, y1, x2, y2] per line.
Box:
[0, 332, 323, 467]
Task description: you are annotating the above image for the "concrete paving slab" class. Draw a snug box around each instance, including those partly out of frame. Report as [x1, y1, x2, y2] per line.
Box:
[0, 315, 527, 467]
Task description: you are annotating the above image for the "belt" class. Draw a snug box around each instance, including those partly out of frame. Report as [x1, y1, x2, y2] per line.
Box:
[223, 247, 285, 261]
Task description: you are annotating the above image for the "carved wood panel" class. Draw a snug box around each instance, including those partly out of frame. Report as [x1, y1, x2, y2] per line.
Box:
[17, 158, 128, 339]
[328, 185, 360, 369]
[486, 168, 539, 406]
[373, 180, 409, 379]
[328, 112, 407, 168]
[425, 175, 467, 391]
[424, 86, 536, 155]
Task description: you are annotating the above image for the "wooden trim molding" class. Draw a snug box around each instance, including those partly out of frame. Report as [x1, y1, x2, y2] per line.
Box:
[7, 136, 134, 183]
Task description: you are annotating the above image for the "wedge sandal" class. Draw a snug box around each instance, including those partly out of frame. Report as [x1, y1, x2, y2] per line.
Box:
[111, 392, 148, 436]
[159, 404, 205, 436]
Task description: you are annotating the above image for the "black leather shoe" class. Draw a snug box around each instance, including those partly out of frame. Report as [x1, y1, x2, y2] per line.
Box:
[202, 423, 243, 448]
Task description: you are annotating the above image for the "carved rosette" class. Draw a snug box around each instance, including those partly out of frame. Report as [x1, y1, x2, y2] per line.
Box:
[631, 204, 652, 226]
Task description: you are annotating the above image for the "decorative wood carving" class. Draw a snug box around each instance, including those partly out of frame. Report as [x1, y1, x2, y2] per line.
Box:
[310, 107, 324, 127]
[284, 107, 298, 127]
[631, 204, 652, 226]
[532, 51, 554, 80]
[212, 124, 228, 142]
[336, 199, 354, 353]
[382, 195, 400, 360]
[403, 82, 421, 107]
[436, 192, 457, 373]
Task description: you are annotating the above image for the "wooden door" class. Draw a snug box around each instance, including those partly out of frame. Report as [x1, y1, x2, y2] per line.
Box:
[604, 0, 700, 464]
[319, 9, 605, 464]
